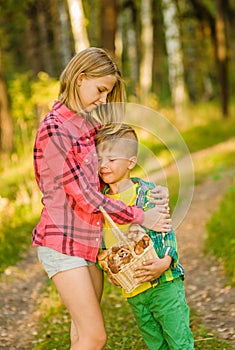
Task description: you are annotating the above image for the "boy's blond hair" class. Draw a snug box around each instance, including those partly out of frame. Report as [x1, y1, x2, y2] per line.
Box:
[96, 123, 138, 157]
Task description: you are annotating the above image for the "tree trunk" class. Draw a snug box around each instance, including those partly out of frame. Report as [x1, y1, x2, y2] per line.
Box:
[0, 53, 13, 154]
[100, 0, 118, 55]
[190, 0, 230, 118]
[37, 0, 54, 76]
[139, 0, 153, 104]
[67, 0, 89, 53]
[215, 0, 229, 117]
[50, 0, 72, 71]
[162, 0, 187, 114]
[25, 3, 43, 76]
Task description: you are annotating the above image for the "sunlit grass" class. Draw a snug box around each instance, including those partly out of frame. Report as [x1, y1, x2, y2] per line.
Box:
[206, 186, 235, 285]
[0, 151, 42, 272]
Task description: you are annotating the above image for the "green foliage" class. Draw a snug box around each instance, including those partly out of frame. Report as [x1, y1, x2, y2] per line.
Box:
[0, 204, 38, 273]
[8, 71, 59, 156]
[194, 150, 235, 185]
[138, 112, 235, 167]
[0, 156, 41, 272]
[182, 120, 235, 154]
[206, 185, 235, 285]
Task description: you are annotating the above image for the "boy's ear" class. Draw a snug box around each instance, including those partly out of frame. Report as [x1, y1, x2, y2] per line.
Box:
[77, 73, 85, 86]
[128, 156, 137, 170]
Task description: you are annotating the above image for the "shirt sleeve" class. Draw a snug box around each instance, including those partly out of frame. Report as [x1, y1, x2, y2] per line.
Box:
[40, 123, 144, 225]
[160, 229, 178, 267]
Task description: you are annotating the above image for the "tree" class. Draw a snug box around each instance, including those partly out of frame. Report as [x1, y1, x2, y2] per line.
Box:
[189, 0, 230, 117]
[67, 0, 89, 52]
[215, 0, 229, 117]
[100, 0, 118, 55]
[0, 52, 13, 154]
[50, 0, 72, 72]
[139, 0, 153, 104]
[162, 0, 187, 114]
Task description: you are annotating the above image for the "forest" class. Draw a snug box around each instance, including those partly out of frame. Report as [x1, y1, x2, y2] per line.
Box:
[0, 0, 235, 349]
[0, 0, 235, 156]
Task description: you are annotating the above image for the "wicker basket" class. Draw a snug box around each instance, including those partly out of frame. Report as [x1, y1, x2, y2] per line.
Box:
[99, 206, 158, 293]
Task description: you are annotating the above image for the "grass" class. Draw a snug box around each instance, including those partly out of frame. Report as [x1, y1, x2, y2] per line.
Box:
[0, 154, 42, 272]
[205, 185, 235, 285]
[30, 276, 232, 350]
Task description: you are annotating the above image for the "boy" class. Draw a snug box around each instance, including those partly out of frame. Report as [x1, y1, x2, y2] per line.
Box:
[96, 123, 194, 350]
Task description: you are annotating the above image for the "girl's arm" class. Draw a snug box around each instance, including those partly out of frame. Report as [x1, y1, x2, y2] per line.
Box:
[39, 124, 171, 231]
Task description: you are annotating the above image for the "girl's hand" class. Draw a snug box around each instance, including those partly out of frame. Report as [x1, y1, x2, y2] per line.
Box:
[133, 256, 172, 283]
[148, 185, 169, 207]
[142, 206, 172, 232]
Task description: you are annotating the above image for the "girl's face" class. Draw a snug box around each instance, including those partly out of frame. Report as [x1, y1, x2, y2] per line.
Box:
[77, 74, 117, 112]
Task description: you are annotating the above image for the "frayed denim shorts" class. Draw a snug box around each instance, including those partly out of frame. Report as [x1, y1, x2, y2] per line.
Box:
[37, 246, 94, 279]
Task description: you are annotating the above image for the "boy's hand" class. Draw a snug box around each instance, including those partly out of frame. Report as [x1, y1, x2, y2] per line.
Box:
[107, 272, 121, 286]
[133, 255, 172, 283]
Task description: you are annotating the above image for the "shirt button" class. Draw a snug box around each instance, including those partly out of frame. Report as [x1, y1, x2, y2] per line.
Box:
[84, 159, 89, 163]
[95, 238, 99, 242]
[96, 221, 100, 225]
[86, 137, 90, 141]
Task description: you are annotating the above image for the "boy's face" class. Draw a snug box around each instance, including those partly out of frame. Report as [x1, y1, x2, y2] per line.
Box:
[97, 140, 136, 185]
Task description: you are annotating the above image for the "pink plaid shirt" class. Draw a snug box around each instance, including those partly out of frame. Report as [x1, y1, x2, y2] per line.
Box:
[32, 101, 144, 261]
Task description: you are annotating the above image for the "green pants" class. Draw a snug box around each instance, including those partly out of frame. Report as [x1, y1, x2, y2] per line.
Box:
[127, 278, 194, 350]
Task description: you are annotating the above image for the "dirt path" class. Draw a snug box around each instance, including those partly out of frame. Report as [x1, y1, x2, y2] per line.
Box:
[176, 172, 235, 346]
[0, 248, 47, 349]
[0, 148, 235, 349]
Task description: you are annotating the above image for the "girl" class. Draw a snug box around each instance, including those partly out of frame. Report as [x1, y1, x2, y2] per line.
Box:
[33, 47, 171, 350]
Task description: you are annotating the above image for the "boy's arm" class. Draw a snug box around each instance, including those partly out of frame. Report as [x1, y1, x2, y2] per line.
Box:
[159, 229, 178, 268]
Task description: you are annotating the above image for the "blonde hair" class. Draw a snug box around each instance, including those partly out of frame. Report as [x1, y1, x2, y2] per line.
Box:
[58, 47, 126, 117]
[95, 123, 138, 157]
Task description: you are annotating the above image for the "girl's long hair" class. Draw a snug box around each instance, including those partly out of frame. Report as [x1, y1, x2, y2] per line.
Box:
[58, 47, 126, 127]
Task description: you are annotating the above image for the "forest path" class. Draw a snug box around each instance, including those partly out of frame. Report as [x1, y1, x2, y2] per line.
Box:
[0, 140, 235, 349]
[176, 169, 235, 346]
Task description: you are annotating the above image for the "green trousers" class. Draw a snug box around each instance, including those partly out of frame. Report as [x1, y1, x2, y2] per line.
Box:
[127, 278, 194, 350]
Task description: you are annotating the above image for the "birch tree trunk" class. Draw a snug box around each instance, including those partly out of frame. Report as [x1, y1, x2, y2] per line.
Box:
[139, 0, 153, 104]
[162, 0, 187, 114]
[50, 0, 72, 71]
[67, 0, 89, 53]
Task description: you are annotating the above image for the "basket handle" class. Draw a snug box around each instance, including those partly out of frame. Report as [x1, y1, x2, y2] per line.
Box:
[99, 206, 135, 254]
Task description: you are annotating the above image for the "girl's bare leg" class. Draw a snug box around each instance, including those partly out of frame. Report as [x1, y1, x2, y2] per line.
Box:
[88, 264, 104, 302]
[52, 266, 107, 350]
[70, 265, 104, 345]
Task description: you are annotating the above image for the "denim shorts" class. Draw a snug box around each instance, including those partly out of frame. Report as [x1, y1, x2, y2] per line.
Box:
[37, 246, 94, 278]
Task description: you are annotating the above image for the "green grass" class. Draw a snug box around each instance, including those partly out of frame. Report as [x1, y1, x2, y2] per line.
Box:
[205, 186, 235, 285]
[30, 276, 232, 350]
[0, 155, 41, 272]
[0, 206, 38, 272]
